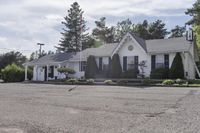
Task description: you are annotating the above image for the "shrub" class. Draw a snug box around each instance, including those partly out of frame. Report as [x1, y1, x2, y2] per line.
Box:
[104, 80, 115, 85]
[66, 78, 79, 84]
[86, 79, 94, 84]
[57, 67, 76, 78]
[1, 64, 24, 82]
[150, 68, 169, 79]
[169, 53, 184, 79]
[85, 55, 98, 78]
[175, 79, 185, 85]
[162, 79, 175, 85]
[143, 78, 153, 85]
[122, 69, 137, 79]
[117, 80, 128, 86]
[187, 79, 200, 84]
[110, 54, 122, 78]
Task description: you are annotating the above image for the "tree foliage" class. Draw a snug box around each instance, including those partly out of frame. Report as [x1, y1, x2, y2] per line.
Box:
[85, 55, 98, 78]
[110, 54, 122, 78]
[115, 19, 135, 41]
[185, 0, 200, 25]
[92, 17, 115, 43]
[57, 67, 76, 78]
[115, 19, 169, 40]
[0, 51, 26, 70]
[1, 64, 25, 82]
[134, 20, 150, 40]
[148, 20, 169, 39]
[57, 2, 88, 52]
[169, 25, 186, 38]
[169, 53, 184, 79]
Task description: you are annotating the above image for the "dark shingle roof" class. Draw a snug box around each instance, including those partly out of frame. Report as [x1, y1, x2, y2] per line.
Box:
[25, 52, 75, 66]
[130, 33, 147, 52]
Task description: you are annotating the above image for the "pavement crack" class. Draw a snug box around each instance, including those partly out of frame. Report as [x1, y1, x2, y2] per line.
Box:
[68, 85, 79, 92]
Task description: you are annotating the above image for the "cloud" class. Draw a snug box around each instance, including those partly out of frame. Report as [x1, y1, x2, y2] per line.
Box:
[0, 0, 196, 57]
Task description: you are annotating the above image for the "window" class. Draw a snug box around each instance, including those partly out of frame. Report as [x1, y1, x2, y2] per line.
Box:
[80, 61, 87, 72]
[155, 63, 164, 68]
[127, 56, 135, 70]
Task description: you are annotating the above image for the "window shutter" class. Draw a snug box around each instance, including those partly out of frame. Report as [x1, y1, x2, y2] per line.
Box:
[99, 57, 103, 71]
[123, 56, 127, 71]
[164, 54, 169, 68]
[134, 56, 139, 70]
[109, 57, 111, 65]
[151, 55, 156, 70]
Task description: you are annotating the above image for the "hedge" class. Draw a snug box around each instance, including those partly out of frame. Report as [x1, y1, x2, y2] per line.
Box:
[122, 69, 137, 79]
[150, 68, 169, 79]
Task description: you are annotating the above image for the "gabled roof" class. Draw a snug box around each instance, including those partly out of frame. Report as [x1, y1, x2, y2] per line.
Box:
[69, 43, 118, 61]
[25, 52, 75, 66]
[130, 33, 147, 52]
[146, 37, 191, 53]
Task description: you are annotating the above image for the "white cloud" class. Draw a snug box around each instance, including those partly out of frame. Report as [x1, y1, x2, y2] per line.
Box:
[0, 0, 196, 57]
[0, 37, 7, 43]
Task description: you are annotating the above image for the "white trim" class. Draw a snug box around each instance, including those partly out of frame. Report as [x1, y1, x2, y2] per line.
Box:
[111, 33, 146, 57]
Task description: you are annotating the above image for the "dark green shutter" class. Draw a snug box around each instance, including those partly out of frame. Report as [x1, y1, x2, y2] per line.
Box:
[164, 54, 169, 68]
[123, 56, 127, 71]
[151, 55, 156, 70]
[134, 56, 139, 72]
[99, 57, 103, 71]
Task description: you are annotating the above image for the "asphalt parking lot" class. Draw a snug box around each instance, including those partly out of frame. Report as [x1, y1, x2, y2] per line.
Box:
[0, 83, 200, 133]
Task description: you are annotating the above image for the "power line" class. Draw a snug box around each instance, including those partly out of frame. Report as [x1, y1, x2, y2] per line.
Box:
[0, 48, 33, 52]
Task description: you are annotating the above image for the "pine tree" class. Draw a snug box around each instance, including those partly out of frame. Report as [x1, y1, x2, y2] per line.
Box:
[185, 0, 200, 25]
[85, 56, 98, 78]
[148, 20, 169, 39]
[110, 54, 122, 78]
[57, 2, 88, 52]
[115, 19, 135, 41]
[92, 17, 115, 43]
[169, 53, 184, 79]
[169, 25, 186, 38]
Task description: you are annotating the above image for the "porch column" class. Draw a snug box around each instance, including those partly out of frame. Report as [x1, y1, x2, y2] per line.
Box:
[25, 65, 28, 81]
[33, 65, 37, 81]
[46, 65, 49, 81]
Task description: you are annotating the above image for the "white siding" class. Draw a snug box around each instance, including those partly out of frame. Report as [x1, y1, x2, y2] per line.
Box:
[118, 39, 149, 77]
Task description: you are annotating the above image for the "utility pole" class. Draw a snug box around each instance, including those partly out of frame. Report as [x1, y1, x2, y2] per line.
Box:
[37, 43, 45, 57]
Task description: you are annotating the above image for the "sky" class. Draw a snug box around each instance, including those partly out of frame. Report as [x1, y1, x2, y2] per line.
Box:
[0, 0, 196, 57]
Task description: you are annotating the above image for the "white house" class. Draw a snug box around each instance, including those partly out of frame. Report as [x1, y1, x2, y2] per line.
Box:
[24, 33, 199, 81]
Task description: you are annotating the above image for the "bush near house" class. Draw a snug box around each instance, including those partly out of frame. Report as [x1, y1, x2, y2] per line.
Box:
[57, 67, 76, 79]
[110, 54, 122, 78]
[66, 78, 79, 84]
[162, 79, 175, 85]
[150, 68, 169, 79]
[1, 64, 24, 82]
[169, 53, 184, 79]
[86, 79, 95, 84]
[85, 55, 98, 78]
[104, 80, 115, 85]
[122, 69, 138, 79]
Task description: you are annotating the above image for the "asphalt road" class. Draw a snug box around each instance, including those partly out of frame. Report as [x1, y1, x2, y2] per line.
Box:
[0, 83, 200, 133]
